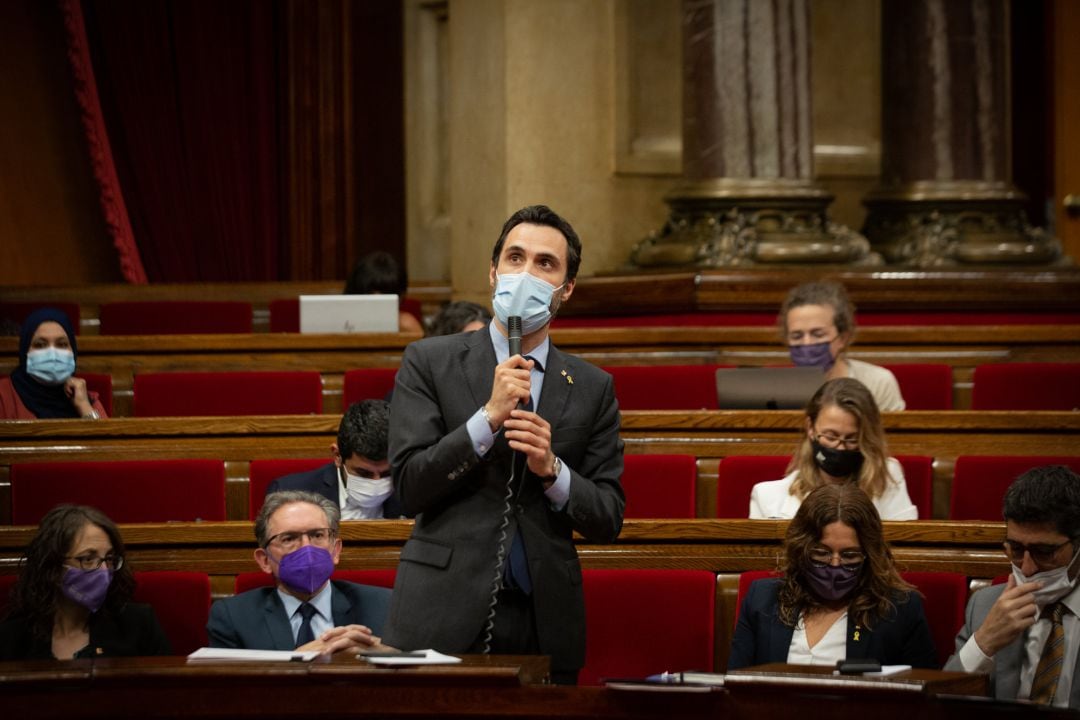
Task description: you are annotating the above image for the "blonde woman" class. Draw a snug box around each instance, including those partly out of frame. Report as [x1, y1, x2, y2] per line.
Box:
[750, 378, 917, 520]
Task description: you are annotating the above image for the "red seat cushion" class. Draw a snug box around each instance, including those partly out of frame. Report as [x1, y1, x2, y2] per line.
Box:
[342, 368, 397, 405]
[234, 569, 397, 594]
[100, 301, 252, 335]
[621, 454, 697, 519]
[134, 371, 323, 416]
[900, 571, 968, 667]
[971, 363, 1080, 410]
[269, 298, 300, 333]
[0, 302, 82, 333]
[78, 373, 113, 417]
[894, 455, 934, 520]
[10, 459, 226, 524]
[716, 456, 791, 518]
[881, 364, 953, 410]
[581, 569, 715, 686]
[132, 571, 211, 655]
[603, 365, 721, 410]
[248, 458, 328, 519]
[950, 456, 1080, 520]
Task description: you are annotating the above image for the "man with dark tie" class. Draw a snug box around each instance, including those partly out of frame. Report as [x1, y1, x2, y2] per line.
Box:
[207, 490, 392, 653]
[946, 465, 1080, 708]
[382, 205, 625, 684]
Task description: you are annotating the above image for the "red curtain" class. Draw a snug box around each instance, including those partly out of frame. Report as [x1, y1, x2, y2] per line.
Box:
[78, 0, 281, 281]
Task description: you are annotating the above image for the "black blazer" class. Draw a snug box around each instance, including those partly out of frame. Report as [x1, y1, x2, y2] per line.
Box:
[0, 602, 171, 660]
[265, 462, 406, 519]
[728, 577, 938, 670]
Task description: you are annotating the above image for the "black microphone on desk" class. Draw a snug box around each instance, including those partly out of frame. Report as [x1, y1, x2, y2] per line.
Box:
[508, 315, 522, 358]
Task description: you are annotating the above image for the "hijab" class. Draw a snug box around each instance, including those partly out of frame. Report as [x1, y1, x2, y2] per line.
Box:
[10, 308, 81, 418]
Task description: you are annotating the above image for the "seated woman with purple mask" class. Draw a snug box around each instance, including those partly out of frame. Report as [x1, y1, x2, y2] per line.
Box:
[0, 505, 170, 660]
[730, 484, 936, 670]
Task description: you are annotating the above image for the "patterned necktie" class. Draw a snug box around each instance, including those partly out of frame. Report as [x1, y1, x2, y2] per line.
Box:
[1030, 602, 1066, 705]
[295, 602, 318, 648]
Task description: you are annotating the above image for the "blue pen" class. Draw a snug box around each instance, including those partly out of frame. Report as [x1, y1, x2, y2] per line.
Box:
[645, 671, 680, 683]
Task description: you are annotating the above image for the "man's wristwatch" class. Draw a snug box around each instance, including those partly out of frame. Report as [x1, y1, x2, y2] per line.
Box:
[545, 456, 562, 480]
[82, 409, 100, 420]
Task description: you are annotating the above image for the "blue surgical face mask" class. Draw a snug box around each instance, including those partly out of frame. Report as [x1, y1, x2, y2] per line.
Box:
[26, 348, 76, 386]
[789, 341, 835, 371]
[492, 272, 564, 336]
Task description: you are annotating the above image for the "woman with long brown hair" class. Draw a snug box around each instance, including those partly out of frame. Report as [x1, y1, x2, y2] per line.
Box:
[730, 484, 936, 669]
[750, 377, 917, 519]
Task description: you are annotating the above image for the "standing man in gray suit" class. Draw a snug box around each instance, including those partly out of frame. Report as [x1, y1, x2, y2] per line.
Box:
[946, 465, 1080, 709]
[382, 205, 625, 684]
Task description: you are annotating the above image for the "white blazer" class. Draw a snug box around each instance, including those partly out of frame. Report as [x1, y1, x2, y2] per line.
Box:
[749, 458, 918, 520]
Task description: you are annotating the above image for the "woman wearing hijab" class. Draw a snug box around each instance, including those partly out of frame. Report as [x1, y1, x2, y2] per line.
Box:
[0, 308, 106, 419]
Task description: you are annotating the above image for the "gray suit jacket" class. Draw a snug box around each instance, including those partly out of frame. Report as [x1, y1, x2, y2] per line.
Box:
[945, 583, 1080, 709]
[207, 580, 391, 651]
[382, 326, 624, 673]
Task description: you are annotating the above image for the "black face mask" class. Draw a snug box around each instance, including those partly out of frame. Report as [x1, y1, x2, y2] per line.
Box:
[811, 440, 864, 478]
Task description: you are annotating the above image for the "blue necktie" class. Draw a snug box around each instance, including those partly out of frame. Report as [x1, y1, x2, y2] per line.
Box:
[295, 602, 317, 648]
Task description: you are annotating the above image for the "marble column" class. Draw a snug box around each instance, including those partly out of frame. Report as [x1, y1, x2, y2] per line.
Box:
[632, 0, 873, 268]
[863, 0, 1061, 266]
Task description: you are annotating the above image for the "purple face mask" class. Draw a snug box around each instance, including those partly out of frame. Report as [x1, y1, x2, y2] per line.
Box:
[789, 341, 835, 371]
[803, 563, 860, 602]
[61, 565, 112, 613]
[276, 545, 335, 596]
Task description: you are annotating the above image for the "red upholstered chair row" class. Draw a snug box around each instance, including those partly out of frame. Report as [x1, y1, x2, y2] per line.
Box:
[268, 297, 424, 333]
[0, 571, 210, 656]
[715, 455, 934, 520]
[949, 455, 1080, 521]
[735, 569, 967, 667]
[99, 301, 252, 335]
[248, 458, 327, 519]
[0, 302, 82, 333]
[79, 373, 114, 417]
[971, 362, 1080, 410]
[9, 460, 226, 525]
[882, 364, 953, 410]
[621, 454, 697, 519]
[603, 365, 723, 410]
[343, 368, 397, 405]
[133, 371, 323, 416]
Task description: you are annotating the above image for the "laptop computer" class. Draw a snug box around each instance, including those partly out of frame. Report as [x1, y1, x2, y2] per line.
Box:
[715, 366, 826, 410]
[298, 294, 399, 334]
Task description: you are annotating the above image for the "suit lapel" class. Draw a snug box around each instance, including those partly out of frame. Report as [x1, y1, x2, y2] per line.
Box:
[536, 345, 571, 425]
[329, 582, 355, 626]
[766, 613, 795, 661]
[844, 616, 869, 660]
[996, 633, 1025, 700]
[262, 589, 297, 651]
[321, 464, 341, 505]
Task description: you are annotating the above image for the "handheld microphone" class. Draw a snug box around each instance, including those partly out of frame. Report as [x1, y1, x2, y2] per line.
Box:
[507, 315, 522, 358]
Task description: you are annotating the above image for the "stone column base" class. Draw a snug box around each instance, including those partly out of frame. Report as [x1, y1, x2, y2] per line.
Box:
[630, 179, 879, 268]
[863, 182, 1067, 267]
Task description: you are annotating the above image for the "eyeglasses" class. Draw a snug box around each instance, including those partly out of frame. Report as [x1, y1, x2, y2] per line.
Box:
[813, 432, 860, 450]
[1002, 538, 1074, 567]
[66, 553, 124, 571]
[808, 547, 865, 570]
[264, 528, 336, 551]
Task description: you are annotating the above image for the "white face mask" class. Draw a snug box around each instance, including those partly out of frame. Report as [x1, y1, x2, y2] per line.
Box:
[341, 469, 393, 509]
[1012, 546, 1080, 611]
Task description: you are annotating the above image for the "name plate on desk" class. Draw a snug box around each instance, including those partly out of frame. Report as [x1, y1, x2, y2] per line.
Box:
[724, 663, 990, 698]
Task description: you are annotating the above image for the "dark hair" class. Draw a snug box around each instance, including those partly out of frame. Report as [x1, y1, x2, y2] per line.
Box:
[427, 301, 492, 337]
[7, 505, 135, 640]
[254, 491, 340, 547]
[337, 399, 390, 462]
[1003, 465, 1080, 539]
[490, 205, 582, 283]
[344, 251, 407, 296]
[778, 484, 912, 630]
[778, 280, 856, 341]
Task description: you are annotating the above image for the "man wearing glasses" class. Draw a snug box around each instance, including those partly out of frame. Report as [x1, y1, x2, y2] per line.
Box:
[207, 491, 393, 653]
[267, 400, 405, 520]
[946, 465, 1080, 709]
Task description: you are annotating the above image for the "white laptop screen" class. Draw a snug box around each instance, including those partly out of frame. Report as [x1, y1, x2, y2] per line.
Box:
[298, 295, 399, 334]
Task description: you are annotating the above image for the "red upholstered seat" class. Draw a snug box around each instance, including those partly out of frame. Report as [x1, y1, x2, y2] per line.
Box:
[234, 569, 397, 594]
[132, 571, 211, 655]
[10, 459, 226, 524]
[580, 569, 715, 686]
[881, 364, 953, 410]
[603, 365, 721, 410]
[621, 454, 697, 519]
[0, 302, 82, 333]
[950, 456, 1080, 520]
[971, 362, 1080, 410]
[133, 371, 323, 416]
[342, 368, 397, 405]
[893, 455, 933, 520]
[99, 301, 252, 335]
[269, 298, 300, 333]
[78, 373, 114, 417]
[716, 456, 790, 518]
[248, 458, 327, 519]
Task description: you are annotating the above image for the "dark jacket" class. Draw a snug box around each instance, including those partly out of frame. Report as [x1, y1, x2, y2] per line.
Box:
[266, 463, 406, 519]
[0, 602, 171, 660]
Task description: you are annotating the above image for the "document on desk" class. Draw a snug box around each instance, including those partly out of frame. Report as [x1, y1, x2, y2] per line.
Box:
[187, 647, 321, 662]
[360, 649, 462, 666]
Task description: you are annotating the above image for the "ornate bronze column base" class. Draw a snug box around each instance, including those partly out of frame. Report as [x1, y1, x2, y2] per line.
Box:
[863, 182, 1067, 267]
[630, 179, 879, 268]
